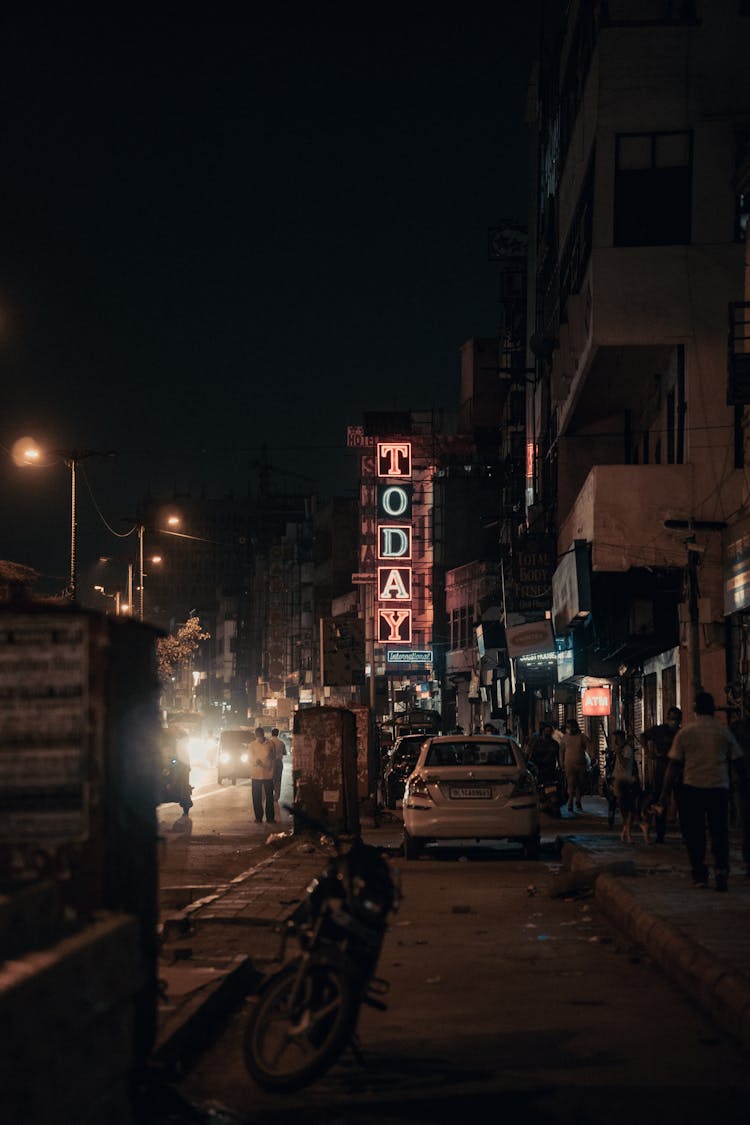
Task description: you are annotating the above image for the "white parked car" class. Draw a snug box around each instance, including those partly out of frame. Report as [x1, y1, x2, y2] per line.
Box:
[402, 735, 540, 860]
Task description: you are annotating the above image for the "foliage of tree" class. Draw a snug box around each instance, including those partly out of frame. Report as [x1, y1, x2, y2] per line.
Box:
[156, 616, 210, 685]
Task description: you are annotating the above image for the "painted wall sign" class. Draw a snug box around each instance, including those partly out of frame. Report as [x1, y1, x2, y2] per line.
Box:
[505, 619, 556, 658]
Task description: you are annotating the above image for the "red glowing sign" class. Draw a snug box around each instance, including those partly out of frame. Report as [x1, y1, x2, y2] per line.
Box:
[581, 686, 611, 716]
[377, 442, 412, 478]
[377, 607, 412, 643]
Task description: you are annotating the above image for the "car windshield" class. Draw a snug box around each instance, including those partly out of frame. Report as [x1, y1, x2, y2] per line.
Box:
[425, 741, 517, 768]
[220, 730, 250, 748]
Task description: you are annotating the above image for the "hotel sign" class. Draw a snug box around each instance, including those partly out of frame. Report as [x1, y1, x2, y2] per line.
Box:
[387, 649, 433, 664]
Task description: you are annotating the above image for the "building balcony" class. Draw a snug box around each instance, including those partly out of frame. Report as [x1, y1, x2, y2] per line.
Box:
[558, 464, 694, 572]
[552, 245, 743, 433]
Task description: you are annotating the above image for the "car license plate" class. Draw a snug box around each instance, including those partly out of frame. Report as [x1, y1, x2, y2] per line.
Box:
[450, 786, 492, 799]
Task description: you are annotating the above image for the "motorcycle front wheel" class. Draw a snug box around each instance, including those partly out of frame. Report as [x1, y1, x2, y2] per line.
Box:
[243, 958, 357, 1091]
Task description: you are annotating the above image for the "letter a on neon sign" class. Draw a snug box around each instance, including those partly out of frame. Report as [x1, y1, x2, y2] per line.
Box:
[378, 566, 411, 601]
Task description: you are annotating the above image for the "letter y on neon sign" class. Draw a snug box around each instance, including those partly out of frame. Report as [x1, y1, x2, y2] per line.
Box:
[377, 608, 412, 643]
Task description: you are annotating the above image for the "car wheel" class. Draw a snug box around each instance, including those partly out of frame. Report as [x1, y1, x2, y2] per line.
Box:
[522, 833, 541, 860]
[403, 830, 424, 860]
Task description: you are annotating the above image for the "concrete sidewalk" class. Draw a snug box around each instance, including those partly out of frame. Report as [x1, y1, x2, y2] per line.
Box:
[152, 800, 750, 1068]
[556, 800, 750, 1052]
[154, 835, 328, 1065]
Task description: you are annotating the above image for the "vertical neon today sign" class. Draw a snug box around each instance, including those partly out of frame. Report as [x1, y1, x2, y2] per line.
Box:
[376, 441, 412, 643]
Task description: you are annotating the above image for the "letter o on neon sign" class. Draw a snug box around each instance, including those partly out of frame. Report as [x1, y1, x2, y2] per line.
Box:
[381, 485, 409, 517]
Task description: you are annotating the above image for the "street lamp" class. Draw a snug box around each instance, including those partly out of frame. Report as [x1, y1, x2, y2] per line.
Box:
[93, 584, 121, 615]
[14, 437, 115, 601]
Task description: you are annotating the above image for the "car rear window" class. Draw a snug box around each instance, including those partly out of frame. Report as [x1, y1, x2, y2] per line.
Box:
[425, 741, 517, 768]
[394, 741, 424, 765]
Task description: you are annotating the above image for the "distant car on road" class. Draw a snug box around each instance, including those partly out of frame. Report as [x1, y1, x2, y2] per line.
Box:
[402, 734, 540, 860]
[218, 727, 253, 784]
[383, 734, 427, 809]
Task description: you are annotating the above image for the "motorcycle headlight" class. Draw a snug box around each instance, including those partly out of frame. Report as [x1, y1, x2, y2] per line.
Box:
[240, 753, 249, 763]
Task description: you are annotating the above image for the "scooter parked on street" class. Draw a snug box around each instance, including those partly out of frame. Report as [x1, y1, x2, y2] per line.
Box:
[242, 805, 400, 1092]
[536, 767, 563, 818]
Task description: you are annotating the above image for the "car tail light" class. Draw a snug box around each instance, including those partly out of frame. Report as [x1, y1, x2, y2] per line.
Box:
[406, 775, 432, 800]
[511, 771, 536, 797]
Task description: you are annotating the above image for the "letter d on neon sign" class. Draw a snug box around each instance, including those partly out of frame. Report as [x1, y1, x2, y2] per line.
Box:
[378, 526, 411, 559]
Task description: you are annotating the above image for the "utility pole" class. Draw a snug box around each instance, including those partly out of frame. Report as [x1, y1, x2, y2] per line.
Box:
[686, 540, 703, 705]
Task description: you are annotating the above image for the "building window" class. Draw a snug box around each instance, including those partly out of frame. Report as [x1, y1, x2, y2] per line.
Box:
[614, 131, 692, 246]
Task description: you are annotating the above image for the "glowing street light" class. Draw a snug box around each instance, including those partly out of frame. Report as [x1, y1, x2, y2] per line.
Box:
[14, 437, 115, 601]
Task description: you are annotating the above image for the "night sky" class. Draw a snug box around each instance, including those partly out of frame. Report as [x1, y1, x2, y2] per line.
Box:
[0, 9, 540, 595]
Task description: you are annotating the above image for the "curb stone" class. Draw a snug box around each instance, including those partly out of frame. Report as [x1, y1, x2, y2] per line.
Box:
[561, 840, 750, 1053]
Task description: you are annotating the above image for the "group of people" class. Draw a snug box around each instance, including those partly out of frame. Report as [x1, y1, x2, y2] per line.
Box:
[525, 694, 750, 891]
[247, 726, 287, 824]
[525, 719, 592, 813]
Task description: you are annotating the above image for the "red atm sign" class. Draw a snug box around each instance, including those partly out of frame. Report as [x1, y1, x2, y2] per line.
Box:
[581, 686, 611, 716]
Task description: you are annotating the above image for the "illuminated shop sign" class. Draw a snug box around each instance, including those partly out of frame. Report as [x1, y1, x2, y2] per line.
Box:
[581, 686, 611, 716]
[377, 607, 412, 643]
[373, 440, 416, 645]
[377, 442, 412, 478]
[377, 483, 412, 519]
[387, 649, 433, 664]
[378, 525, 412, 560]
[378, 566, 412, 601]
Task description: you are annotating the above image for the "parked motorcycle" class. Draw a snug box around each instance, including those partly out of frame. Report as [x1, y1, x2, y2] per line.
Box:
[536, 768, 563, 817]
[242, 805, 400, 1092]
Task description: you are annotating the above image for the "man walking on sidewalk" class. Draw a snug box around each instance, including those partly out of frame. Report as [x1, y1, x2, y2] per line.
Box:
[249, 726, 276, 824]
[656, 691, 745, 891]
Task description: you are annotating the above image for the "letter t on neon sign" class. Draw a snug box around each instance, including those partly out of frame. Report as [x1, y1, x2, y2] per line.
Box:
[377, 442, 411, 477]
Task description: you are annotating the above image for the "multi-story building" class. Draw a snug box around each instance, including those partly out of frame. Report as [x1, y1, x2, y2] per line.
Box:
[526, 0, 750, 735]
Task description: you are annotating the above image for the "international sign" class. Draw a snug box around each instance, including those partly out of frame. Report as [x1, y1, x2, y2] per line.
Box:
[386, 649, 433, 664]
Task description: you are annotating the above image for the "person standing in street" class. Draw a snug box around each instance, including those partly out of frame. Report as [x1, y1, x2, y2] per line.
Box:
[655, 691, 745, 891]
[640, 706, 682, 843]
[269, 727, 287, 804]
[249, 726, 276, 824]
[610, 730, 641, 844]
[561, 719, 590, 813]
